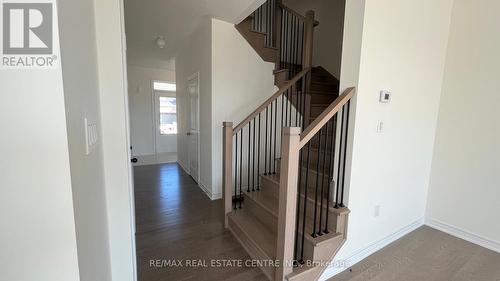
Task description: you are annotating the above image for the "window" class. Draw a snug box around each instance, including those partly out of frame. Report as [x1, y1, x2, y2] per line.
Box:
[154, 81, 176, 92]
[159, 97, 177, 135]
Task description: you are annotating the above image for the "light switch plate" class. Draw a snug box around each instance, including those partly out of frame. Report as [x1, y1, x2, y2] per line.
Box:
[84, 118, 98, 155]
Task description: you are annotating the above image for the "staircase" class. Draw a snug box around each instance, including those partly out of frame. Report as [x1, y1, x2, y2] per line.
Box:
[222, 1, 355, 280]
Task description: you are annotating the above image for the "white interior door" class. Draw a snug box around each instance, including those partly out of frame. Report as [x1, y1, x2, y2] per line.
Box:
[187, 73, 200, 182]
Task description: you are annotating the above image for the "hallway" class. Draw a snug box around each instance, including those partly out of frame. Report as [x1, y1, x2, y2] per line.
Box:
[134, 163, 267, 281]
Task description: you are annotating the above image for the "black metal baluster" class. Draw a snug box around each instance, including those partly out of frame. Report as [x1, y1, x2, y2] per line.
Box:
[335, 107, 344, 209]
[234, 133, 238, 209]
[285, 89, 289, 126]
[280, 8, 284, 69]
[291, 15, 296, 76]
[264, 107, 268, 175]
[269, 101, 274, 174]
[340, 101, 351, 207]
[281, 93, 285, 160]
[257, 113, 261, 190]
[285, 11, 290, 77]
[252, 118, 256, 191]
[273, 99, 278, 174]
[295, 18, 300, 73]
[300, 141, 312, 263]
[247, 125, 251, 193]
[292, 16, 297, 76]
[312, 131, 322, 237]
[239, 131, 243, 208]
[325, 115, 337, 233]
[295, 83, 299, 127]
[295, 78, 303, 128]
[266, 0, 270, 46]
[318, 122, 329, 235]
[302, 73, 307, 129]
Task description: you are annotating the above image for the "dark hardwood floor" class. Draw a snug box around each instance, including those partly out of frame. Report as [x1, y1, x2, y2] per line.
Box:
[134, 163, 267, 281]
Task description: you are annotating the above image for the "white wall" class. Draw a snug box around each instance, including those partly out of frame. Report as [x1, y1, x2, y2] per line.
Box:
[211, 18, 277, 199]
[426, 0, 500, 247]
[127, 65, 176, 156]
[176, 18, 213, 194]
[284, 0, 346, 78]
[322, 0, 454, 279]
[58, 0, 112, 280]
[0, 3, 81, 281]
[94, 0, 136, 280]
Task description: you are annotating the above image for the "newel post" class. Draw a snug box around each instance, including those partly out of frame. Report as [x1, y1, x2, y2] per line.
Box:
[275, 127, 301, 281]
[222, 122, 233, 228]
[303, 10, 315, 68]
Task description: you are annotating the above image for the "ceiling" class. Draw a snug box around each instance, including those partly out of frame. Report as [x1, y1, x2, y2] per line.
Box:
[124, 0, 265, 69]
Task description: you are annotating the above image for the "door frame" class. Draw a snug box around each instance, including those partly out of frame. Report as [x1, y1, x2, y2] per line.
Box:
[187, 72, 201, 183]
[150, 80, 177, 155]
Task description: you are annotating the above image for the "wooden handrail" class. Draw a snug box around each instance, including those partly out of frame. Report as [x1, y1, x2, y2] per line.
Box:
[232, 67, 312, 135]
[299, 87, 356, 148]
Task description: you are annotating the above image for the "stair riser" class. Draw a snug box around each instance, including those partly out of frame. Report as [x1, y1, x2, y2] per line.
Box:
[297, 195, 338, 235]
[276, 159, 333, 194]
[244, 193, 278, 233]
[259, 175, 279, 199]
[274, 70, 288, 87]
[310, 93, 337, 104]
[310, 106, 327, 118]
[310, 83, 338, 92]
[228, 215, 275, 280]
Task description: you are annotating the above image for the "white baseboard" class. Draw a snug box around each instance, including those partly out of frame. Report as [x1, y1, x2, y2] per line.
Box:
[425, 218, 500, 254]
[133, 153, 177, 166]
[319, 218, 424, 281]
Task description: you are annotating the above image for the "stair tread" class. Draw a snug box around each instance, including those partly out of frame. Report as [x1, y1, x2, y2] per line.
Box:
[244, 190, 278, 218]
[273, 68, 289, 74]
[260, 173, 281, 185]
[228, 210, 277, 259]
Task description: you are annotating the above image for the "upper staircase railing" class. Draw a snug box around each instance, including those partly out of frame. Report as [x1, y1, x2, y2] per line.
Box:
[251, 0, 315, 80]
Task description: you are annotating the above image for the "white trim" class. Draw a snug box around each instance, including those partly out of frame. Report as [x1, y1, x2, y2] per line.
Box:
[120, 0, 138, 279]
[177, 160, 221, 200]
[425, 218, 500, 254]
[198, 182, 221, 201]
[153, 80, 176, 92]
[132, 153, 177, 166]
[187, 72, 201, 183]
[319, 218, 424, 281]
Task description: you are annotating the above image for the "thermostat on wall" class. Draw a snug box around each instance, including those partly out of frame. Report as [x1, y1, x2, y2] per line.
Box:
[379, 90, 392, 103]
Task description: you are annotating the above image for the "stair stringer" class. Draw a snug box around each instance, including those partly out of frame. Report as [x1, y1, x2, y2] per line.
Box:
[235, 17, 278, 63]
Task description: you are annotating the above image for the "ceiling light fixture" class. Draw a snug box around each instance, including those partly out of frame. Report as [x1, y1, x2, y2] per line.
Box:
[156, 36, 166, 49]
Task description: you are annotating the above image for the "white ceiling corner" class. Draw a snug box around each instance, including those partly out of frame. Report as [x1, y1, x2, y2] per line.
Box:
[124, 0, 266, 68]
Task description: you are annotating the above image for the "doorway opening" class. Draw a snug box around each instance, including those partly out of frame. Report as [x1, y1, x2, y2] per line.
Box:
[152, 80, 178, 164]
